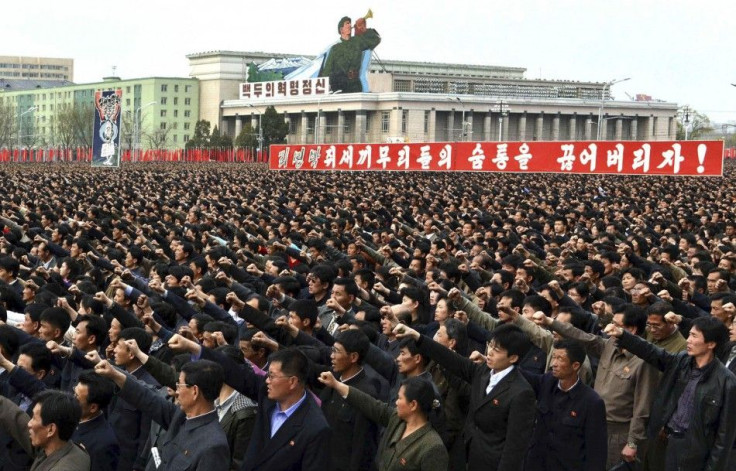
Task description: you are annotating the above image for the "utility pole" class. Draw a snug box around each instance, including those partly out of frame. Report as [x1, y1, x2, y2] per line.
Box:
[682, 106, 691, 140]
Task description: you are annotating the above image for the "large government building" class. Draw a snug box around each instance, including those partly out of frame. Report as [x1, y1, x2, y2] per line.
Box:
[189, 50, 679, 145]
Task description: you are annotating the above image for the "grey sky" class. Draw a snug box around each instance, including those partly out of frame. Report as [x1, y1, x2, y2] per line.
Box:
[11, 0, 736, 123]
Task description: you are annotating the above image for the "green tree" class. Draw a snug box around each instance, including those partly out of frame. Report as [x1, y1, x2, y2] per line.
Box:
[185, 120, 211, 149]
[235, 124, 259, 149]
[208, 126, 233, 149]
[676, 109, 713, 140]
[261, 105, 289, 148]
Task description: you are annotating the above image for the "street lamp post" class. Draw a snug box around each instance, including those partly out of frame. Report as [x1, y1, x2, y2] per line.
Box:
[597, 77, 630, 140]
[248, 104, 264, 158]
[492, 101, 509, 141]
[314, 90, 342, 144]
[135, 101, 156, 162]
[448, 97, 466, 141]
[18, 106, 37, 150]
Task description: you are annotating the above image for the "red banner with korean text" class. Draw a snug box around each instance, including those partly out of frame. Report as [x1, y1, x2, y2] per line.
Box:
[269, 141, 724, 176]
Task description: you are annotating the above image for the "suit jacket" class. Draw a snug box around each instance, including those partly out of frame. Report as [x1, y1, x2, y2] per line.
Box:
[521, 371, 607, 471]
[71, 414, 120, 471]
[200, 348, 331, 471]
[118, 372, 229, 471]
[320, 369, 378, 471]
[0, 370, 33, 471]
[416, 335, 536, 471]
[108, 367, 159, 471]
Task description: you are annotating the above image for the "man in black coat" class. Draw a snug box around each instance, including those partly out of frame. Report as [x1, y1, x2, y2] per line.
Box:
[319, 329, 378, 471]
[395, 322, 536, 471]
[606, 315, 736, 471]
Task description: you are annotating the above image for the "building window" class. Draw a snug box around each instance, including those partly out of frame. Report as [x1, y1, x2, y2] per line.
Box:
[381, 111, 390, 133]
[174, 84, 179, 92]
[161, 84, 168, 92]
[126, 99, 131, 106]
[184, 122, 190, 130]
[174, 110, 178, 117]
[173, 97, 178, 105]
[394, 79, 412, 92]
[401, 110, 408, 133]
[184, 110, 191, 118]
[161, 97, 167, 105]
[184, 98, 191, 106]
[185, 85, 191, 93]
[173, 135, 178, 142]
[160, 110, 167, 117]
[184, 134, 190, 142]
[424, 110, 430, 133]
[160, 122, 166, 130]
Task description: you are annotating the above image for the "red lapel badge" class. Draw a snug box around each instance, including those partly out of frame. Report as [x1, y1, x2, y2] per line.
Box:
[493, 399, 499, 406]
[570, 411, 577, 417]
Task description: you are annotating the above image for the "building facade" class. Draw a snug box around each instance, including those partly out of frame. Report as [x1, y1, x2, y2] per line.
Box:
[0, 56, 74, 81]
[0, 76, 199, 149]
[188, 51, 678, 145]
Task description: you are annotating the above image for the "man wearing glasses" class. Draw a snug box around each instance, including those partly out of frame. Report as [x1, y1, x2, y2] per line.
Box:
[94, 357, 230, 471]
[645, 302, 687, 354]
[171, 333, 330, 471]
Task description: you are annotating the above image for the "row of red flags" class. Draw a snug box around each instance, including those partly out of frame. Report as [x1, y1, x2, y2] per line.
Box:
[0, 148, 268, 163]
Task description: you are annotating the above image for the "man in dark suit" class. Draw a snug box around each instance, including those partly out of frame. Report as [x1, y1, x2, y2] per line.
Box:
[521, 339, 607, 471]
[320, 329, 378, 471]
[94, 356, 229, 471]
[169, 334, 331, 471]
[395, 323, 536, 471]
[108, 327, 160, 471]
[72, 371, 120, 471]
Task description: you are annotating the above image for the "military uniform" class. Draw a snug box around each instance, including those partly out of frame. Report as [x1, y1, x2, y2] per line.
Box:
[321, 29, 381, 94]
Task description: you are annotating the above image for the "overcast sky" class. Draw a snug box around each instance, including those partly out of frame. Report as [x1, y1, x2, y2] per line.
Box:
[10, 0, 736, 124]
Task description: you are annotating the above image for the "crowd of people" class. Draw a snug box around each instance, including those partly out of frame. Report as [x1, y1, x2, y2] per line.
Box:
[0, 162, 735, 471]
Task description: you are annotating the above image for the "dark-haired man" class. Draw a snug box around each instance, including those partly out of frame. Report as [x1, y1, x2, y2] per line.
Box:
[606, 316, 736, 470]
[73, 371, 120, 471]
[396, 323, 536, 471]
[110, 327, 160, 471]
[320, 329, 378, 471]
[535, 305, 659, 467]
[520, 338, 607, 470]
[95, 357, 229, 471]
[0, 390, 90, 470]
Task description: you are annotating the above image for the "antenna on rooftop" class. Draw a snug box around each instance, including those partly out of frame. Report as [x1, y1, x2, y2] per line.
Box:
[112, 65, 117, 76]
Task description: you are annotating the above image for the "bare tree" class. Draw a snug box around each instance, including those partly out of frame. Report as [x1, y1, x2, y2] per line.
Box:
[55, 103, 95, 148]
[0, 103, 15, 149]
[144, 123, 172, 150]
